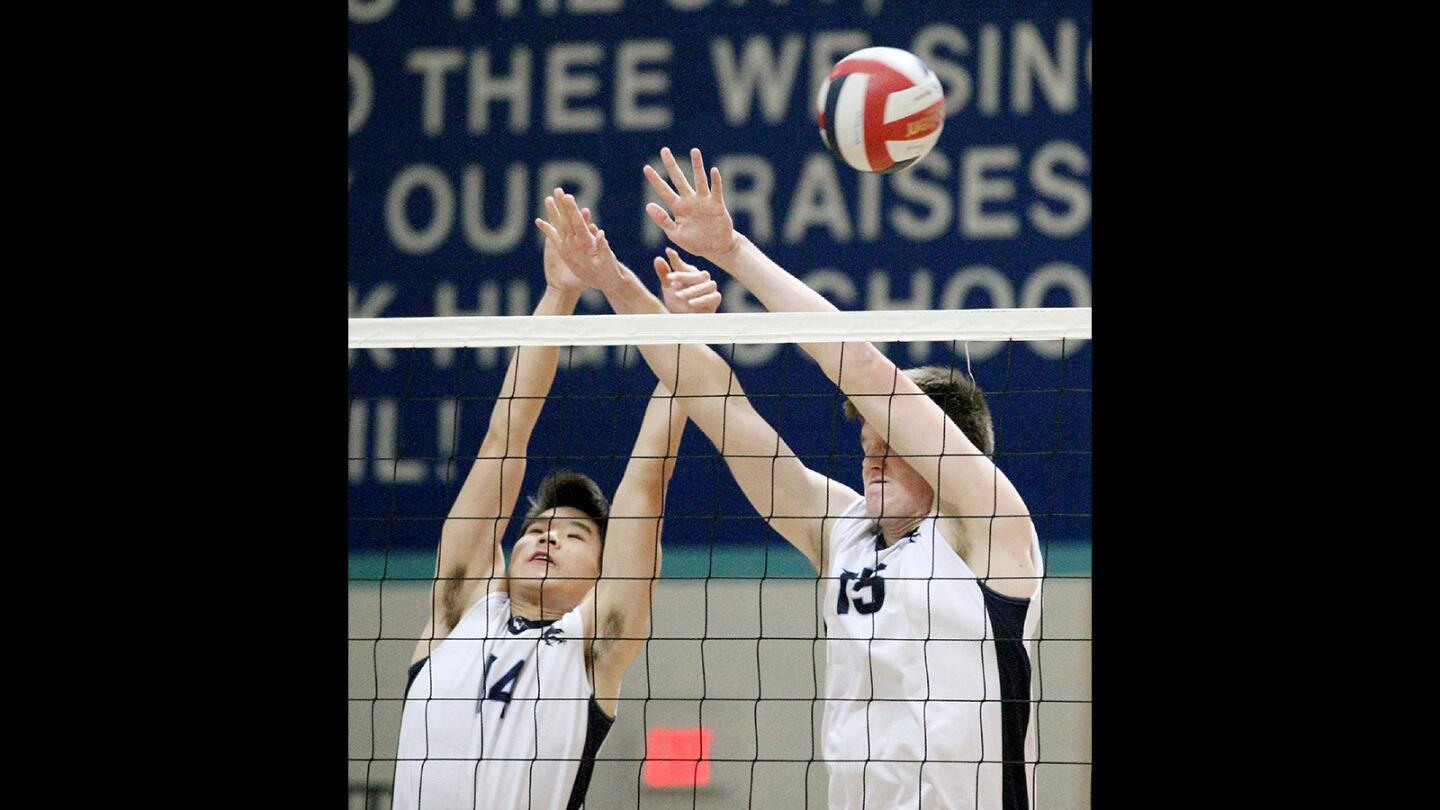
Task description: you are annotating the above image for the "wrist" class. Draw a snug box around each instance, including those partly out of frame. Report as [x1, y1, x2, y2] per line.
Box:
[707, 231, 745, 269]
[542, 285, 582, 311]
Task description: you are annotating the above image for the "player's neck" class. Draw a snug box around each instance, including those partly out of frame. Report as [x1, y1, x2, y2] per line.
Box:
[505, 581, 572, 621]
[877, 514, 928, 546]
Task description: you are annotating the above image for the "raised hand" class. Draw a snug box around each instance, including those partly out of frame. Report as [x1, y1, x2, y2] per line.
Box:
[643, 147, 738, 262]
[542, 205, 591, 293]
[534, 188, 625, 292]
[654, 248, 722, 314]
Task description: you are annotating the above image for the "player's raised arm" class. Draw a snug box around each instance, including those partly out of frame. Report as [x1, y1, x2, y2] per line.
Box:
[648, 148, 1037, 592]
[413, 218, 590, 663]
[534, 191, 858, 572]
[577, 381, 685, 717]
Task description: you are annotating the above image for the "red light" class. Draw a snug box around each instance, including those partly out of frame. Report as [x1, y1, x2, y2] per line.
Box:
[643, 726, 715, 788]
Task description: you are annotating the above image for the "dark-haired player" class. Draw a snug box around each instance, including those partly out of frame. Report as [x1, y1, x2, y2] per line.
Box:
[540, 149, 1043, 810]
[392, 207, 719, 810]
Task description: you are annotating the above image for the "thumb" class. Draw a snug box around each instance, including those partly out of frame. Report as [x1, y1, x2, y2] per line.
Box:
[646, 202, 676, 232]
[652, 255, 672, 285]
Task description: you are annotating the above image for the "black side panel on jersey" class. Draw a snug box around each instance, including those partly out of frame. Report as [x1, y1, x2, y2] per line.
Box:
[565, 696, 616, 809]
[405, 656, 429, 696]
[980, 583, 1033, 810]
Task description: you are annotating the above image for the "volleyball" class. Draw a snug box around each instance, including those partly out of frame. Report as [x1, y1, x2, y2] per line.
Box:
[816, 46, 946, 174]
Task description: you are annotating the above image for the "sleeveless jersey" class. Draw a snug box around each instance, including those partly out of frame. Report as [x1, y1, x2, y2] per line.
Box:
[822, 496, 1045, 810]
[393, 592, 612, 810]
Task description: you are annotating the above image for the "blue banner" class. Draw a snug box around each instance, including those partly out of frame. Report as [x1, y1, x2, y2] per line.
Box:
[348, 0, 1092, 563]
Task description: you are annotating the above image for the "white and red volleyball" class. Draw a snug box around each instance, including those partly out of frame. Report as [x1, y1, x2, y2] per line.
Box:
[816, 47, 946, 174]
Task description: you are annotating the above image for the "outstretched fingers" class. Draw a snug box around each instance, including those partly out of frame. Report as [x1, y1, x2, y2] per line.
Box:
[690, 148, 709, 195]
[534, 215, 560, 244]
[660, 146, 696, 197]
[643, 164, 680, 207]
[558, 192, 594, 249]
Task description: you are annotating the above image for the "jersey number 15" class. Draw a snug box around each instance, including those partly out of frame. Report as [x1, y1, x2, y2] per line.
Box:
[837, 565, 887, 615]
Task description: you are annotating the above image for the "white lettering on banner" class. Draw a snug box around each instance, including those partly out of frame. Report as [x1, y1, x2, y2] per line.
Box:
[408, 49, 466, 136]
[433, 281, 532, 368]
[349, 399, 368, 483]
[495, 0, 563, 16]
[857, 173, 882, 241]
[615, 40, 673, 131]
[435, 399, 459, 483]
[545, 43, 604, 132]
[463, 164, 529, 253]
[960, 146, 1020, 239]
[666, 0, 713, 10]
[636, 146, 1087, 248]
[348, 54, 373, 136]
[381, 162, 601, 255]
[374, 400, 427, 485]
[978, 24, 1002, 116]
[348, 0, 396, 24]
[349, 284, 397, 369]
[481, 2, 633, 20]
[890, 151, 951, 241]
[1019, 262, 1090, 359]
[1011, 20, 1079, 114]
[1086, 38, 1092, 90]
[784, 154, 851, 243]
[469, 47, 533, 134]
[912, 25, 971, 115]
[938, 266, 1015, 362]
[710, 35, 806, 125]
[810, 30, 871, 107]
[1029, 141, 1090, 238]
[386, 164, 456, 255]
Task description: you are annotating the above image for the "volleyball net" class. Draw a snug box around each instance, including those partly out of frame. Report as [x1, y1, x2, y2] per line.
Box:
[347, 307, 1092, 809]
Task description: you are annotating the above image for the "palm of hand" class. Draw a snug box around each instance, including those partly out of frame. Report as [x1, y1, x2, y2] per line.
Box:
[558, 230, 621, 290]
[668, 196, 734, 258]
[543, 239, 586, 292]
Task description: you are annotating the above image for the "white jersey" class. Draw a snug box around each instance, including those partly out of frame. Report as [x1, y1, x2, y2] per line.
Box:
[822, 496, 1044, 810]
[394, 592, 611, 810]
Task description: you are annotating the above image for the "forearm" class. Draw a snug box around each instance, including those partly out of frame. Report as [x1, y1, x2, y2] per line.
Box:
[600, 385, 687, 630]
[442, 285, 578, 571]
[482, 285, 581, 452]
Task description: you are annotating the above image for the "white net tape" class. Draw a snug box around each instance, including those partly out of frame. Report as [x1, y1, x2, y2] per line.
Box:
[348, 307, 1091, 349]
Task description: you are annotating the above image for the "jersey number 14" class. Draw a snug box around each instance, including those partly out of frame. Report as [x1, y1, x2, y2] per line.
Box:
[479, 654, 524, 718]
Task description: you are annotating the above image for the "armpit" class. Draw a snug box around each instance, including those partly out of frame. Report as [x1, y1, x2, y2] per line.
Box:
[440, 566, 468, 629]
[587, 610, 625, 665]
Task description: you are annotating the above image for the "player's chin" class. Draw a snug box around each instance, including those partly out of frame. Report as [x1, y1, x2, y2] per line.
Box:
[864, 488, 886, 518]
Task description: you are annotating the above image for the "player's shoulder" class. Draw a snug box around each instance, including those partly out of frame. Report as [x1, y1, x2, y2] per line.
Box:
[449, 590, 513, 637]
[824, 495, 873, 552]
